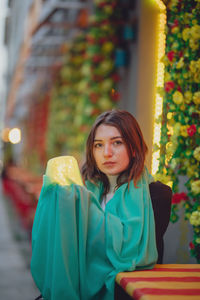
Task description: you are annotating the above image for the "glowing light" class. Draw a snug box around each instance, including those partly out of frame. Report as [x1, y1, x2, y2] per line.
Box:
[1, 128, 10, 142]
[151, 0, 166, 175]
[8, 128, 21, 144]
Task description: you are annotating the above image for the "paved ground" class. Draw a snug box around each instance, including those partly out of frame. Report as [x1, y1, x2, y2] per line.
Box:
[0, 180, 40, 300]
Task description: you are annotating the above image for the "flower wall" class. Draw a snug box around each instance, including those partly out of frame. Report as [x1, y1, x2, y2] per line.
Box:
[155, 0, 200, 262]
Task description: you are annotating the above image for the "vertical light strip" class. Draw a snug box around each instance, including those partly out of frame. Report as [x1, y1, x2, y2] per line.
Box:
[151, 0, 166, 175]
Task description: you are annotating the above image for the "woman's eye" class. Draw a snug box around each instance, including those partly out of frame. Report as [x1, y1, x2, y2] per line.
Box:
[114, 140, 122, 146]
[94, 143, 103, 148]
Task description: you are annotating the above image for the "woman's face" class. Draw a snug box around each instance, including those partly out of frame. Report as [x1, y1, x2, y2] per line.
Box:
[93, 124, 130, 176]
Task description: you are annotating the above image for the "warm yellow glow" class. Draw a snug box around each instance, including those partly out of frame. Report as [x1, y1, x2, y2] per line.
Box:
[1, 128, 10, 142]
[151, 0, 166, 175]
[46, 156, 83, 186]
[8, 128, 21, 144]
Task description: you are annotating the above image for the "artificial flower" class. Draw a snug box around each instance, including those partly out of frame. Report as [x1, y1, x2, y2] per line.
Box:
[173, 91, 183, 104]
[187, 165, 197, 177]
[187, 124, 197, 137]
[189, 242, 195, 250]
[189, 38, 199, 51]
[165, 72, 171, 81]
[180, 125, 189, 137]
[180, 104, 186, 111]
[184, 91, 193, 104]
[173, 122, 181, 136]
[189, 210, 200, 226]
[193, 91, 200, 105]
[168, 0, 179, 9]
[167, 50, 175, 62]
[165, 81, 175, 92]
[190, 25, 200, 40]
[182, 27, 190, 41]
[191, 180, 200, 195]
[170, 158, 179, 169]
[176, 57, 184, 69]
[190, 59, 200, 83]
[193, 146, 200, 161]
[172, 192, 188, 204]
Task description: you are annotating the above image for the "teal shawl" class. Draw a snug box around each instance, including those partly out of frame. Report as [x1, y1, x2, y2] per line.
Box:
[31, 169, 157, 300]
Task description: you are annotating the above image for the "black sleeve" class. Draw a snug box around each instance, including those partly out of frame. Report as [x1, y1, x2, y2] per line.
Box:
[149, 181, 172, 263]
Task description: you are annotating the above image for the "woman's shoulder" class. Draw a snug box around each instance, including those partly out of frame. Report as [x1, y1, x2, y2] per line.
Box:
[149, 181, 172, 203]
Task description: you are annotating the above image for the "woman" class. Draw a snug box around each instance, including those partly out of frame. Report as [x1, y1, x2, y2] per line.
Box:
[31, 110, 170, 300]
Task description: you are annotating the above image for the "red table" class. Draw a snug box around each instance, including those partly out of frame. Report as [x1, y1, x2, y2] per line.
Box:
[116, 264, 200, 300]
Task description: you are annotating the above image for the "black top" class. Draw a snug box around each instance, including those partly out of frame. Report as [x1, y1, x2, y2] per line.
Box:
[149, 181, 172, 263]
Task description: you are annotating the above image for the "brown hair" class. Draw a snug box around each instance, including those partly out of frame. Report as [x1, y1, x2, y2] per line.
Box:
[81, 109, 148, 195]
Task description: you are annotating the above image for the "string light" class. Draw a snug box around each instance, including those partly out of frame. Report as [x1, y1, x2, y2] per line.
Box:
[151, 0, 166, 175]
[8, 128, 21, 144]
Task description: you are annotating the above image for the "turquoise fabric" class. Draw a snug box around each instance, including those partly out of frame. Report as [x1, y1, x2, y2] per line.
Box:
[31, 169, 158, 300]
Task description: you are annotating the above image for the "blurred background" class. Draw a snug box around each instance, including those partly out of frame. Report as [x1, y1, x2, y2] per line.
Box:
[0, 0, 199, 298]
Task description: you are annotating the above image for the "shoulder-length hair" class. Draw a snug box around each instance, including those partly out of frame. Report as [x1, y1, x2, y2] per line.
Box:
[81, 109, 148, 195]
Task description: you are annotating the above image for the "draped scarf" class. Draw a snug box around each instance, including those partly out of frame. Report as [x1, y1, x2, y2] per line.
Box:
[31, 158, 157, 300]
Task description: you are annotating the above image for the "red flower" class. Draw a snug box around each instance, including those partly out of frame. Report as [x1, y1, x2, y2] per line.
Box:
[187, 124, 197, 137]
[165, 81, 175, 92]
[171, 19, 179, 29]
[177, 86, 182, 92]
[112, 73, 120, 82]
[167, 51, 175, 62]
[189, 242, 195, 250]
[89, 92, 99, 103]
[92, 54, 103, 64]
[179, 51, 183, 57]
[172, 192, 188, 204]
[92, 74, 102, 82]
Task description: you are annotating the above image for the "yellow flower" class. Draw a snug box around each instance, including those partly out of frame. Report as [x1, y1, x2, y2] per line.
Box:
[154, 173, 171, 184]
[183, 73, 188, 79]
[190, 25, 200, 39]
[190, 211, 200, 226]
[165, 72, 171, 81]
[193, 92, 200, 105]
[168, 0, 179, 9]
[176, 57, 184, 69]
[194, 147, 200, 161]
[172, 27, 179, 34]
[180, 125, 189, 137]
[189, 38, 199, 50]
[184, 91, 193, 104]
[180, 104, 186, 111]
[173, 122, 181, 136]
[170, 158, 179, 170]
[191, 180, 200, 195]
[173, 91, 183, 104]
[196, 238, 200, 244]
[182, 28, 190, 41]
[167, 112, 173, 119]
[189, 59, 200, 83]
[187, 165, 196, 177]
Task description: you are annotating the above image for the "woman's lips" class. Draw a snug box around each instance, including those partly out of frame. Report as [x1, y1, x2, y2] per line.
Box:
[103, 162, 116, 166]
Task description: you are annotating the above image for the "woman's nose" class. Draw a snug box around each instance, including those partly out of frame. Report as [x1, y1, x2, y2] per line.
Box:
[104, 144, 113, 157]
